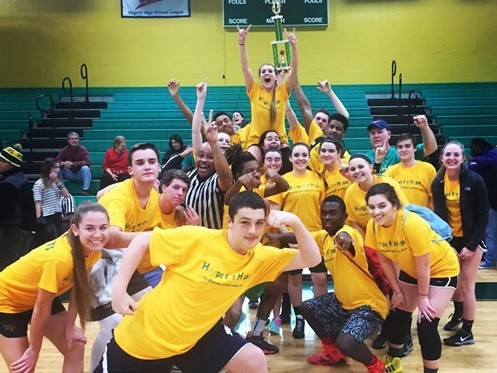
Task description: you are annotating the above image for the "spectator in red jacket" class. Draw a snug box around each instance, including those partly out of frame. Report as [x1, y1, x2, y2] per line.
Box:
[100, 135, 130, 190]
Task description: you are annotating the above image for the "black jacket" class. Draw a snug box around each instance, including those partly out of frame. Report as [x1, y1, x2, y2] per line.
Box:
[0, 168, 37, 231]
[431, 165, 489, 251]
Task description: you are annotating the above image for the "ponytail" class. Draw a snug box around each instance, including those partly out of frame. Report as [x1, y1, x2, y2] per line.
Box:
[269, 83, 277, 125]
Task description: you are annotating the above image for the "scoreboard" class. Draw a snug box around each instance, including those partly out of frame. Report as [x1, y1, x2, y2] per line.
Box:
[223, 0, 329, 28]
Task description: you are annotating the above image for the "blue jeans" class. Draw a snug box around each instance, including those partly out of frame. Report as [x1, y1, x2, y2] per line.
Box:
[61, 165, 91, 191]
[483, 208, 497, 265]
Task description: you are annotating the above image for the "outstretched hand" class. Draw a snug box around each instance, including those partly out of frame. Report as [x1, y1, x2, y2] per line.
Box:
[375, 138, 389, 163]
[284, 28, 297, 45]
[167, 79, 180, 96]
[203, 122, 218, 145]
[334, 231, 353, 254]
[196, 81, 207, 100]
[237, 24, 252, 44]
[317, 80, 331, 94]
[413, 115, 428, 128]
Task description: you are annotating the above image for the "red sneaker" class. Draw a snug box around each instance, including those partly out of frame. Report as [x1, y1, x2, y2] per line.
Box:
[366, 355, 385, 373]
[307, 351, 347, 366]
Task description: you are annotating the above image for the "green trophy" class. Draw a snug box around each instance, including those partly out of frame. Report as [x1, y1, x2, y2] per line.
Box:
[271, 0, 291, 71]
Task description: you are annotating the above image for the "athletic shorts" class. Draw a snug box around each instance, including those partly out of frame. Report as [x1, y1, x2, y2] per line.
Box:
[302, 292, 383, 342]
[399, 271, 458, 289]
[450, 236, 486, 254]
[245, 283, 267, 301]
[96, 319, 248, 373]
[288, 257, 327, 275]
[0, 297, 65, 338]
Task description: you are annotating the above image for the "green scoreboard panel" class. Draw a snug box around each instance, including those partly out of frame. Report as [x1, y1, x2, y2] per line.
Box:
[223, 0, 329, 28]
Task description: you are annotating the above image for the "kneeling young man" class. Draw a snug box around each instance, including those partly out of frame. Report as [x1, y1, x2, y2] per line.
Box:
[96, 191, 320, 373]
[299, 196, 392, 373]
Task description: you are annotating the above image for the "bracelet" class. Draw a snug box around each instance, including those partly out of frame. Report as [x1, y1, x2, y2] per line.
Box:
[418, 293, 429, 297]
[56, 183, 65, 190]
[238, 43, 245, 46]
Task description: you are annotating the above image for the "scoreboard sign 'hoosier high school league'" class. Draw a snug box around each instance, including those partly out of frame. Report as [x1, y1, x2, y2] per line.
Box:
[223, 0, 329, 28]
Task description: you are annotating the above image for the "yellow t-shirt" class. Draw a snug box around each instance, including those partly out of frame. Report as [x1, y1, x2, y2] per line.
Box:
[443, 173, 463, 237]
[312, 226, 388, 318]
[288, 119, 323, 146]
[267, 170, 325, 232]
[114, 226, 297, 359]
[98, 179, 162, 274]
[322, 167, 351, 199]
[159, 209, 176, 229]
[231, 124, 250, 150]
[0, 234, 101, 313]
[365, 209, 459, 279]
[384, 161, 436, 207]
[345, 175, 409, 230]
[247, 81, 289, 147]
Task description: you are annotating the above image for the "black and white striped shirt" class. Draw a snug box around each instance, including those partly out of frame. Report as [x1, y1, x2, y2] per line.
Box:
[32, 179, 62, 217]
[186, 170, 224, 229]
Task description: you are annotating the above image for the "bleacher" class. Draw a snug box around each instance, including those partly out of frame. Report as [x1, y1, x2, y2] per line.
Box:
[422, 87, 497, 146]
[1, 83, 496, 204]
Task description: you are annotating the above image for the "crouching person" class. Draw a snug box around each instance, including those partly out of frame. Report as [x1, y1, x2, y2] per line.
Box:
[299, 196, 390, 373]
[95, 191, 320, 373]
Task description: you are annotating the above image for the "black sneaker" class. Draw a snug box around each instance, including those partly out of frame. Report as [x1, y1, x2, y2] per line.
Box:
[443, 313, 463, 331]
[399, 337, 414, 357]
[248, 300, 259, 309]
[292, 315, 305, 339]
[443, 330, 475, 347]
[246, 332, 279, 354]
[372, 332, 388, 349]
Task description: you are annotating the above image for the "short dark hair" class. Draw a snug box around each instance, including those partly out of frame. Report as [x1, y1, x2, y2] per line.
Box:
[160, 169, 190, 189]
[228, 191, 267, 220]
[322, 195, 346, 214]
[329, 113, 349, 131]
[213, 112, 231, 122]
[365, 183, 402, 208]
[127, 142, 160, 166]
[395, 133, 417, 146]
[315, 109, 332, 122]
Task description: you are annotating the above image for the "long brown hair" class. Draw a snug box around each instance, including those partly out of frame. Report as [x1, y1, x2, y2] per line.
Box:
[67, 202, 109, 329]
[40, 157, 59, 189]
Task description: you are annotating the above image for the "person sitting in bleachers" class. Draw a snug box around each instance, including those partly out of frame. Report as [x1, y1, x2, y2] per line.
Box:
[56, 132, 92, 195]
[100, 135, 131, 190]
[161, 134, 192, 171]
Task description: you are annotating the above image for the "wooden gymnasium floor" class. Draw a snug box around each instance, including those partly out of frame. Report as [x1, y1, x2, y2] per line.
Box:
[5, 269, 497, 373]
